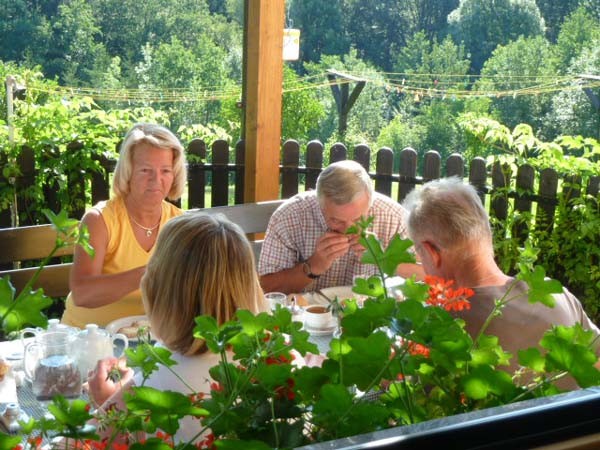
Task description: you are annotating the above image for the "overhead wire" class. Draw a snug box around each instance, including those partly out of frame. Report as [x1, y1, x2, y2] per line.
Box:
[23, 72, 600, 104]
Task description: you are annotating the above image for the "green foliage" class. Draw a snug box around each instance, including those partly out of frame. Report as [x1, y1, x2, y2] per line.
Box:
[476, 36, 557, 132]
[0, 209, 92, 339]
[6, 213, 599, 448]
[447, 0, 546, 72]
[282, 66, 326, 144]
[460, 116, 600, 323]
[554, 6, 600, 71]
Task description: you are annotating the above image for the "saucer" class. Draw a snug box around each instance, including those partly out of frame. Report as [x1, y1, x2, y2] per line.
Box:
[304, 323, 338, 336]
[303, 315, 338, 336]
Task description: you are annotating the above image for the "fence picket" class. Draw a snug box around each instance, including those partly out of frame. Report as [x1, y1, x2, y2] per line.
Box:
[374, 147, 394, 197]
[211, 140, 230, 207]
[306, 140, 324, 191]
[329, 142, 346, 164]
[398, 147, 418, 202]
[188, 138, 206, 209]
[234, 140, 245, 204]
[353, 144, 370, 172]
[536, 168, 559, 232]
[446, 153, 464, 178]
[423, 150, 441, 182]
[282, 140, 300, 199]
[490, 161, 511, 223]
[514, 164, 535, 243]
[469, 157, 487, 204]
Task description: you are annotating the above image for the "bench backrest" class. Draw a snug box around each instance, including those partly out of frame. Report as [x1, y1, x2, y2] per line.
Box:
[0, 200, 283, 298]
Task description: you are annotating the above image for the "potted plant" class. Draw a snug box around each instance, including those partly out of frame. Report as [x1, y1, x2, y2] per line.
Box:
[3, 217, 599, 449]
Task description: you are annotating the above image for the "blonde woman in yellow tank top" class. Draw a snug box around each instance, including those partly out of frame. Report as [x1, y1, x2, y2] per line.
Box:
[61, 124, 186, 328]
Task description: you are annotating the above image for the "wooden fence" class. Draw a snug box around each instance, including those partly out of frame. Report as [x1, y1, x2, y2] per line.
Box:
[2, 139, 599, 240]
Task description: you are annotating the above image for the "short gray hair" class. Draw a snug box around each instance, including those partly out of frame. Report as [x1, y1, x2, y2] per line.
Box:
[402, 177, 491, 249]
[316, 160, 373, 205]
[112, 123, 187, 200]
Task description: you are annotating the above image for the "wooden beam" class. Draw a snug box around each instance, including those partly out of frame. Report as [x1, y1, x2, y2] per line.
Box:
[243, 0, 285, 202]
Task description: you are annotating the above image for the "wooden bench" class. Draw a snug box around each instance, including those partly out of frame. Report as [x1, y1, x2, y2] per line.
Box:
[0, 200, 283, 299]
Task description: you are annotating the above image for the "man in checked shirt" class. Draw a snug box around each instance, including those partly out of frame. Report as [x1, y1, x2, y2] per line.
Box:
[258, 160, 423, 294]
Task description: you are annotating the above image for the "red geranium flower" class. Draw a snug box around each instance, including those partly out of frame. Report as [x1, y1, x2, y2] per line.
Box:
[424, 275, 473, 312]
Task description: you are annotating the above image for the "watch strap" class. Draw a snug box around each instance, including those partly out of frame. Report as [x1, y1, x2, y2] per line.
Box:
[302, 260, 320, 279]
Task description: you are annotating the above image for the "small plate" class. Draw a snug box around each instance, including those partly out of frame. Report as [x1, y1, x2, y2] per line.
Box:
[106, 315, 153, 342]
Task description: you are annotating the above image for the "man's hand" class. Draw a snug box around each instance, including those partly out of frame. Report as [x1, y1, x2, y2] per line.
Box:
[310, 231, 352, 274]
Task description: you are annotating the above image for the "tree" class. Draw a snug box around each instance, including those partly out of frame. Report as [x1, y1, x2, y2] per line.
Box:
[447, 0, 545, 73]
[544, 40, 600, 140]
[394, 32, 471, 81]
[341, 0, 408, 71]
[289, 0, 349, 64]
[476, 36, 556, 134]
[281, 66, 326, 144]
[554, 6, 600, 73]
[535, 0, 581, 42]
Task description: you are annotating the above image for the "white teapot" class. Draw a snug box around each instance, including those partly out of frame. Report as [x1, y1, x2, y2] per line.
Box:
[74, 324, 129, 376]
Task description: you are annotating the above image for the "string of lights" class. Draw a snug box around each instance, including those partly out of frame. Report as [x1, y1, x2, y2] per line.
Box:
[24, 72, 600, 104]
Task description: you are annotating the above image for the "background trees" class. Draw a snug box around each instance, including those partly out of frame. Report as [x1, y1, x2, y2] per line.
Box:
[1, 0, 599, 148]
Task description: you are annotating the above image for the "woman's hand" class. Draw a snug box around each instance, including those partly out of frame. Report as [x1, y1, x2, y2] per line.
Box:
[87, 357, 133, 407]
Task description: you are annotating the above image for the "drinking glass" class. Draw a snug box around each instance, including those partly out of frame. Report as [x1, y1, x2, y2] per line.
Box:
[265, 292, 288, 311]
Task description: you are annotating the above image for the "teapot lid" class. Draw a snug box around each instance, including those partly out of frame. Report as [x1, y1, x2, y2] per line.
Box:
[79, 323, 107, 340]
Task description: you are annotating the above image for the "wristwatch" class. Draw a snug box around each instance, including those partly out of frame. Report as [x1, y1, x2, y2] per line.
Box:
[302, 260, 320, 279]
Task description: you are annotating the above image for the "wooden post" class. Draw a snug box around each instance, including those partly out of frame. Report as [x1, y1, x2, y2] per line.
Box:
[243, 0, 285, 202]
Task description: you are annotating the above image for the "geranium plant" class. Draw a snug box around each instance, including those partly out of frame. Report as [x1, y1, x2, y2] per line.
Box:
[3, 217, 599, 450]
[0, 209, 93, 340]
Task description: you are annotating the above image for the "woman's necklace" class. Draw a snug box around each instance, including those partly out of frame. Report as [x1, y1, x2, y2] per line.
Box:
[129, 214, 161, 237]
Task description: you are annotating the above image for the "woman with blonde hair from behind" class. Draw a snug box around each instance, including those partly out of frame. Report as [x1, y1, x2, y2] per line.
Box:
[87, 213, 266, 442]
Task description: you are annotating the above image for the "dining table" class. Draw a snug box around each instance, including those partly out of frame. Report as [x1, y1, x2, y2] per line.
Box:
[0, 295, 342, 437]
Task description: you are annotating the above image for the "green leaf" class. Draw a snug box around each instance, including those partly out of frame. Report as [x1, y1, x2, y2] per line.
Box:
[352, 275, 385, 297]
[517, 266, 563, 307]
[462, 366, 516, 400]
[397, 277, 430, 303]
[0, 276, 51, 333]
[361, 234, 415, 276]
[0, 434, 22, 449]
[540, 324, 600, 388]
[338, 332, 392, 390]
[126, 344, 176, 381]
[518, 347, 546, 372]
[125, 387, 208, 436]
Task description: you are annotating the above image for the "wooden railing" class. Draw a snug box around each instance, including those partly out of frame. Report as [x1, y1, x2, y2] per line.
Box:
[2, 139, 599, 239]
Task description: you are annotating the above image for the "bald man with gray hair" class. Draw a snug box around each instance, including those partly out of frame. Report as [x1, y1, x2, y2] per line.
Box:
[403, 177, 600, 389]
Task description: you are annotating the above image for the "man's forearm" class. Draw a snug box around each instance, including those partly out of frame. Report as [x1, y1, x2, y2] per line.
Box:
[260, 263, 315, 294]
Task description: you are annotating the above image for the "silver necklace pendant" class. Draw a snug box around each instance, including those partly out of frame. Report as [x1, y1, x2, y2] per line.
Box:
[146, 229, 153, 237]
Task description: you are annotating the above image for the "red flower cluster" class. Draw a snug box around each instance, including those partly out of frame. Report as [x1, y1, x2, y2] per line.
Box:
[407, 341, 431, 358]
[424, 276, 473, 312]
[274, 378, 296, 401]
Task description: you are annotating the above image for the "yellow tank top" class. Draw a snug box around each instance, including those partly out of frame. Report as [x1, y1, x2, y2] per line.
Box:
[61, 197, 182, 328]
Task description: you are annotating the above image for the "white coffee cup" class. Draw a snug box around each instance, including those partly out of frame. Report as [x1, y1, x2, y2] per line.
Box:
[304, 305, 333, 329]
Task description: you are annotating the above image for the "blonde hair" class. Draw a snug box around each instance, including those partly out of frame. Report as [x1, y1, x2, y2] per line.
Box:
[141, 213, 266, 355]
[316, 160, 373, 206]
[112, 123, 187, 200]
[402, 177, 492, 250]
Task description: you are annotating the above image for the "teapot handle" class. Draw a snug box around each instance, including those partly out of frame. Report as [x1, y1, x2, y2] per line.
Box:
[111, 333, 129, 358]
[23, 341, 41, 382]
[20, 327, 40, 348]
